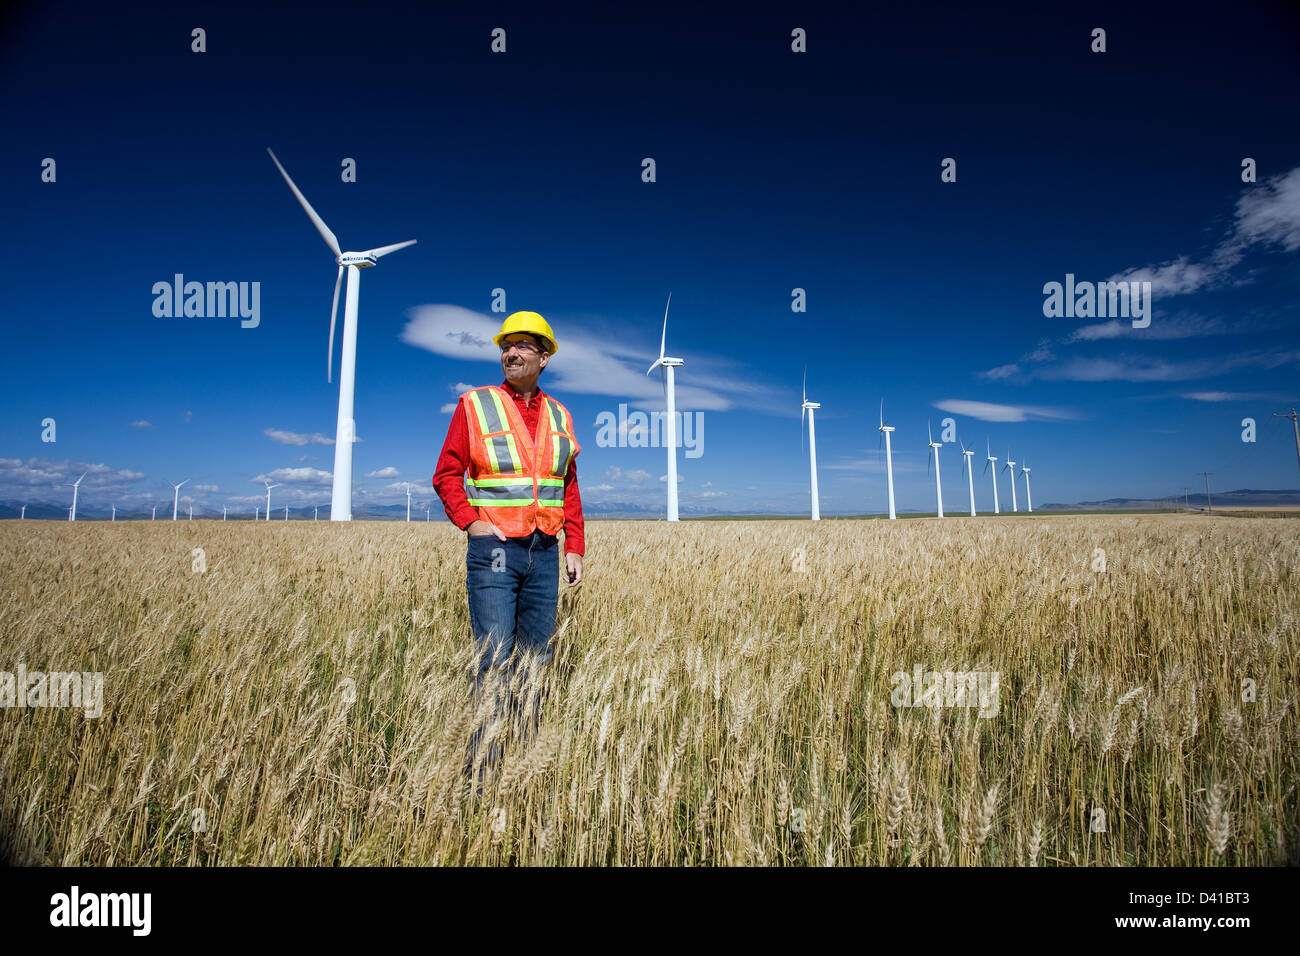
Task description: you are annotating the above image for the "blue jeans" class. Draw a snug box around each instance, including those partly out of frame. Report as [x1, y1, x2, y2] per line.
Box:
[463, 529, 560, 777]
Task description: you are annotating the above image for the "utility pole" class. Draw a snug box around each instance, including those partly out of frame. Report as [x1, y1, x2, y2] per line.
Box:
[1182, 487, 1190, 511]
[1273, 409, 1300, 479]
[1200, 472, 1213, 513]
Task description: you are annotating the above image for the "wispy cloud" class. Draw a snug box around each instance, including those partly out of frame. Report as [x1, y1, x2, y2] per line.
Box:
[1042, 349, 1300, 383]
[933, 399, 1078, 423]
[365, 466, 400, 478]
[129, 420, 154, 429]
[399, 304, 738, 412]
[251, 467, 332, 486]
[264, 427, 335, 446]
[1181, 390, 1290, 402]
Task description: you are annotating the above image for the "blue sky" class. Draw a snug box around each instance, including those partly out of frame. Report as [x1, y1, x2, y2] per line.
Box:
[2, 1, 1299, 517]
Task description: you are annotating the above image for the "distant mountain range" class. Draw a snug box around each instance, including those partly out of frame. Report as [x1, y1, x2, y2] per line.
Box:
[2, 490, 1297, 521]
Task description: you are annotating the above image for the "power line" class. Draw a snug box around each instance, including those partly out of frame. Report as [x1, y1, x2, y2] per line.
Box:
[1273, 408, 1300, 480]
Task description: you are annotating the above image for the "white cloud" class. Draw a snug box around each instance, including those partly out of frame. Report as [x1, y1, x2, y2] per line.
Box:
[193, 484, 220, 492]
[251, 467, 333, 486]
[129, 420, 154, 429]
[659, 473, 685, 483]
[977, 364, 1020, 381]
[932, 399, 1077, 423]
[264, 427, 335, 446]
[1043, 349, 1300, 383]
[439, 402, 458, 414]
[399, 304, 733, 411]
[605, 466, 652, 484]
[366, 466, 400, 478]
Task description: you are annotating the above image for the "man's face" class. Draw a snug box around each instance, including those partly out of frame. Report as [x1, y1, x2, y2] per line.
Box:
[500, 333, 548, 383]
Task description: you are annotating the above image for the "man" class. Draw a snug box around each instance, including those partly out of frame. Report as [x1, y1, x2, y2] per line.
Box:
[432, 310, 584, 785]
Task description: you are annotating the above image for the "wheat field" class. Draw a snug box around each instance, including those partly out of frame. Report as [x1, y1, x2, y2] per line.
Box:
[0, 515, 1296, 866]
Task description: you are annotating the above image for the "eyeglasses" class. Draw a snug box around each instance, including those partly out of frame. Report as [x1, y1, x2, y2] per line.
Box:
[500, 341, 542, 355]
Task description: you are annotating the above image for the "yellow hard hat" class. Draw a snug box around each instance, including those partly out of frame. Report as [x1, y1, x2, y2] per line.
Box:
[494, 311, 558, 356]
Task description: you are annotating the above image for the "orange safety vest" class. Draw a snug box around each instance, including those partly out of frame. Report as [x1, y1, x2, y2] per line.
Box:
[460, 385, 581, 537]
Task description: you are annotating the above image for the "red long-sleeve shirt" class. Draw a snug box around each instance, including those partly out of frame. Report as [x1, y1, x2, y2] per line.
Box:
[432, 379, 585, 556]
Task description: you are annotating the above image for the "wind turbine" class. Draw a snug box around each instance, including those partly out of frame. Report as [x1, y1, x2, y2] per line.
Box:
[982, 441, 999, 514]
[223, 506, 227, 521]
[111, 504, 116, 522]
[926, 422, 944, 518]
[169, 479, 188, 521]
[315, 505, 319, 521]
[262, 480, 280, 522]
[878, 401, 897, 520]
[20, 505, 26, 520]
[188, 503, 193, 521]
[646, 293, 682, 522]
[425, 506, 430, 522]
[1021, 460, 1033, 513]
[284, 505, 288, 521]
[67, 472, 86, 521]
[267, 148, 417, 523]
[255, 507, 260, 521]
[1003, 449, 1018, 512]
[801, 368, 821, 521]
[404, 482, 413, 523]
[960, 440, 977, 517]
[152, 505, 157, 521]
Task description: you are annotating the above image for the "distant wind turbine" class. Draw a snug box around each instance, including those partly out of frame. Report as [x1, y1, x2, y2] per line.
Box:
[20, 505, 26, 520]
[67, 472, 86, 521]
[404, 482, 413, 523]
[111, 504, 116, 522]
[1003, 449, 1018, 512]
[926, 422, 944, 518]
[425, 505, 430, 522]
[223, 506, 227, 521]
[801, 368, 821, 521]
[152, 505, 157, 521]
[1021, 460, 1033, 513]
[267, 148, 417, 523]
[960, 440, 977, 517]
[169, 479, 188, 521]
[878, 401, 896, 520]
[983, 441, 999, 515]
[262, 480, 280, 522]
[315, 505, 319, 521]
[188, 503, 193, 521]
[284, 505, 288, 521]
[646, 293, 682, 522]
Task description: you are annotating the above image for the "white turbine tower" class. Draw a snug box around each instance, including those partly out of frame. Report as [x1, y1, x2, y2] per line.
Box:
[267, 148, 417, 522]
[111, 504, 116, 522]
[927, 422, 944, 518]
[801, 368, 821, 521]
[1021, 460, 1033, 513]
[262, 480, 280, 522]
[983, 441, 999, 515]
[284, 505, 289, 521]
[878, 401, 897, 520]
[645, 293, 682, 522]
[425, 506, 430, 522]
[1003, 449, 1019, 512]
[404, 482, 413, 522]
[223, 506, 227, 521]
[960, 440, 977, 517]
[188, 503, 193, 521]
[255, 507, 260, 521]
[152, 505, 157, 521]
[20, 505, 26, 520]
[315, 505, 319, 521]
[67, 472, 86, 521]
[168, 479, 188, 521]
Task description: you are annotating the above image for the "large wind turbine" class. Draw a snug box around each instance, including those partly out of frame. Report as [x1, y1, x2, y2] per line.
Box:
[960, 440, 977, 517]
[878, 401, 896, 520]
[926, 422, 944, 518]
[646, 293, 682, 522]
[982, 441, 999, 514]
[67, 472, 86, 521]
[267, 148, 417, 522]
[801, 368, 821, 521]
[262, 480, 280, 522]
[1021, 460, 1033, 513]
[1003, 449, 1019, 512]
[169, 479, 188, 521]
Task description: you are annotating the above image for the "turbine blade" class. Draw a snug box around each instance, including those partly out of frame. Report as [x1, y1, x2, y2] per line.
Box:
[657, 296, 670, 362]
[328, 265, 343, 384]
[266, 148, 342, 257]
[879, 398, 884, 429]
[928, 420, 933, 444]
[646, 358, 662, 376]
[802, 366, 807, 405]
[366, 239, 417, 259]
[801, 404, 806, 454]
